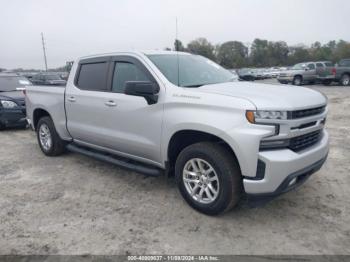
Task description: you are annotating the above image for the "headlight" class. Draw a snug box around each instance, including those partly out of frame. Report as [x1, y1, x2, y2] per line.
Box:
[246, 110, 288, 123]
[1, 100, 18, 109]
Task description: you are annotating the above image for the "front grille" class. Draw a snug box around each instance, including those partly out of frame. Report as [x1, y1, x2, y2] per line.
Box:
[260, 129, 323, 152]
[288, 106, 325, 119]
[289, 130, 322, 152]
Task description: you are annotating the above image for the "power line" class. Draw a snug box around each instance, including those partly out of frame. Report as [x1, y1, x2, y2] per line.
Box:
[41, 32, 48, 71]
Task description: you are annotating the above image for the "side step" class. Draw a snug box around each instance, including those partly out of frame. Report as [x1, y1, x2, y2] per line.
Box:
[66, 144, 163, 177]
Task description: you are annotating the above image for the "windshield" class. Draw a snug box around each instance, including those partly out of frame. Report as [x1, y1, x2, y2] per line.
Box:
[0, 76, 32, 92]
[147, 54, 234, 87]
[291, 63, 306, 70]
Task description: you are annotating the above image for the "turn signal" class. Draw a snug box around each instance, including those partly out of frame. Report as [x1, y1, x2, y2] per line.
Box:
[246, 111, 255, 124]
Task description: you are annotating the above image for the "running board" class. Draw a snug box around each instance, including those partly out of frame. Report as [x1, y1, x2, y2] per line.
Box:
[66, 144, 163, 177]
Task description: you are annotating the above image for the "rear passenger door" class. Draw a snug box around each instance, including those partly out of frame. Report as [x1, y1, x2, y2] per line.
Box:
[65, 56, 112, 147]
[316, 62, 325, 78]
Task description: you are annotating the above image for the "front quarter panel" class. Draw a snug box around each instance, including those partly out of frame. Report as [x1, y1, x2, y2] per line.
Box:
[161, 85, 275, 177]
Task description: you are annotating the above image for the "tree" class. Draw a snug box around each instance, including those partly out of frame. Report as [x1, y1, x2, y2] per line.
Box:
[250, 39, 269, 67]
[266, 41, 289, 66]
[333, 40, 350, 62]
[216, 41, 248, 68]
[288, 45, 311, 65]
[174, 39, 186, 51]
[187, 38, 216, 61]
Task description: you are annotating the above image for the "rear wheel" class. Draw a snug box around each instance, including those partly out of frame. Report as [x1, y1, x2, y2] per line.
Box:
[292, 76, 302, 86]
[175, 142, 242, 215]
[37, 116, 66, 156]
[322, 80, 332, 86]
[340, 74, 350, 86]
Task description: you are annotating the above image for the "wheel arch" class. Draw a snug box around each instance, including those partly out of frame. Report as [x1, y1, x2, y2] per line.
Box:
[166, 129, 242, 176]
[33, 108, 52, 130]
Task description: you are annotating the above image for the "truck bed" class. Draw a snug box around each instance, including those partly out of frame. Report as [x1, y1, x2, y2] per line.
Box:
[25, 85, 70, 140]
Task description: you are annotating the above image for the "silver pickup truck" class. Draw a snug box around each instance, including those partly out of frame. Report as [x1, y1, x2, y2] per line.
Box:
[25, 51, 329, 215]
[278, 61, 335, 86]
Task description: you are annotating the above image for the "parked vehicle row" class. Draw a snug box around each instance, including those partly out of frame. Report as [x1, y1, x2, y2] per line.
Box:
[30, 73, 67, 86]
[233, 67, 287, 81]
[25, 51, 329, 215]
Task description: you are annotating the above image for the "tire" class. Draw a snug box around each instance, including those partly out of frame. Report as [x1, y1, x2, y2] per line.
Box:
[340, 74, 350, 86]
[292, 76, 303, 86]
[36, 116, 66, 156]
[322, 80, 332, 86]
[175, 142, 242, 215]
[278, 80, 287, 84]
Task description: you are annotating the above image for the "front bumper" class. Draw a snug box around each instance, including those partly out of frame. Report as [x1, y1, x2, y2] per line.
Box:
[0, 107, 27, 128]
[243, 130, 329, 195]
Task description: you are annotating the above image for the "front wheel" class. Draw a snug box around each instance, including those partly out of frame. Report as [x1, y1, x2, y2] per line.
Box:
[37, 116, 66, 156]
[175, 142, 242, 215]
[292, 76, 303, 86]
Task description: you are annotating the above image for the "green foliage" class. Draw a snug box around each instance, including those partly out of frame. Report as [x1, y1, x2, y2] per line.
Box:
[174, 39, 186, 51]
[187, 38, 216, 61]
[216, 41, 248, 68]
[173, 38, 350, 68]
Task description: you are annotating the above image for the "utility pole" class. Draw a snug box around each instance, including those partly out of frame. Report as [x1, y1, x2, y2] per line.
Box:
[41, 32, 48, 71]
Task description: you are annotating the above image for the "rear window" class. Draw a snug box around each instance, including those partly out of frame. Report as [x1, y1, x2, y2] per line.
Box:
[0, 76, 32, 92]
[339, 60, 350, 67]
[77, 62, 108, 91]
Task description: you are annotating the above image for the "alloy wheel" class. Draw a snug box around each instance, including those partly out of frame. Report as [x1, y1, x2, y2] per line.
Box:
[182, 158, 220, 204]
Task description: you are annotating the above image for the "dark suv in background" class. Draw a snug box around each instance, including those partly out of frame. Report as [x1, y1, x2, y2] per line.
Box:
[30, 73, 67, 86]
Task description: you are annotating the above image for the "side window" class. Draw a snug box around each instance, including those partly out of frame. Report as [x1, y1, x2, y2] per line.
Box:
[77, 62, 108, 91]
[316, 63, 324, 68]
[308, 63, 316, 70]
[112, 62, 150, 93]
[343, 60, 350, 67]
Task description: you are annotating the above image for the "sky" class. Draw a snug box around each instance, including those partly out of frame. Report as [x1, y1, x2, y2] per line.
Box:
[1, 0, 349, 69]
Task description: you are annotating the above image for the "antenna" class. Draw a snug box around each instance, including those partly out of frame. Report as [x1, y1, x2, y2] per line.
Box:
[176, 17, 180, 86]
[41, 32, 48, 71]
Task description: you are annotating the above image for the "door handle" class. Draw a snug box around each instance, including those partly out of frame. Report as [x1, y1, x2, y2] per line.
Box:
[105, 100, 117, 107]
[67, 96, 76, 102]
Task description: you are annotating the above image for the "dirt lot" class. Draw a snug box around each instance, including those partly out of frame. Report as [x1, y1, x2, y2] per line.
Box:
[0, 81, 349, 255]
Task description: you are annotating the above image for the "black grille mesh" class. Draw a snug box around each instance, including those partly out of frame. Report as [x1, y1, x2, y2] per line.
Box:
[289, 130, 322, 151]
[289, 106, 325, 119]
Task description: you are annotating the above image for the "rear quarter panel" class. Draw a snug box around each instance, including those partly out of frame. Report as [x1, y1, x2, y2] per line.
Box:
[25, 86, 71, 140]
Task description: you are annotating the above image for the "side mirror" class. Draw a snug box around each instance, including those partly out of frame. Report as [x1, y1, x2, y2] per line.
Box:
[304, 67, 309, 71]
[124, 81, 159, 105]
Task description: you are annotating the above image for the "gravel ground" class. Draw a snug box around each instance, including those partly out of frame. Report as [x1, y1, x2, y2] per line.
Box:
[0, 81, 349, 255]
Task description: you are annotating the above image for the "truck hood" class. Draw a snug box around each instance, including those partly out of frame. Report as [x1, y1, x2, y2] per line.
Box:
[194, 82, 327, 110]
